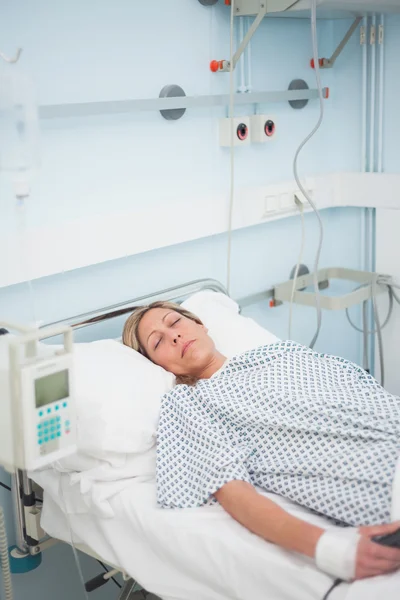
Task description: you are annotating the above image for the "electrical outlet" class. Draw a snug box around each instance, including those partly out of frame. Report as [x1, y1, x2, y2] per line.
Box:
[250, 115, 276, 143]
[280, 193, 295, 210]
[263, 195, 280, 216]
[219, 117, 251, 147]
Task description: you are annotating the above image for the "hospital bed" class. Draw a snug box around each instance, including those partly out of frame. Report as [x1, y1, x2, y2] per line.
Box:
[9, 279, 397, 600]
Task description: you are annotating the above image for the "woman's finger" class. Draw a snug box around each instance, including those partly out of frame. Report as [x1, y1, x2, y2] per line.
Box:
[355, 536, 400, 580]
[356, 564, 400, 580]
[366, 541, 400, 563]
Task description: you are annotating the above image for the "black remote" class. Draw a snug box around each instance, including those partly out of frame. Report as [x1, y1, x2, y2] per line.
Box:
[372, 527, 400, 549]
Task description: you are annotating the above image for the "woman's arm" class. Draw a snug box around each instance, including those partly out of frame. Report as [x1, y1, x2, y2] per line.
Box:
[214, 480, 323, 558]
[215, 481, 400, 581]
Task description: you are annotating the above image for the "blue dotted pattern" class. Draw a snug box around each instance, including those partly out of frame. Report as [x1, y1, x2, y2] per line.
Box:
[156, 342, 400, 525]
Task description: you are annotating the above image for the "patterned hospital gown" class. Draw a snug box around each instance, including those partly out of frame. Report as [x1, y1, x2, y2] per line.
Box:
[156, 342, 400, 526]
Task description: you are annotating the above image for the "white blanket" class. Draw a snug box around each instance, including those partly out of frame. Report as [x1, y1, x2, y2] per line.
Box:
[31, 467, 398, 600]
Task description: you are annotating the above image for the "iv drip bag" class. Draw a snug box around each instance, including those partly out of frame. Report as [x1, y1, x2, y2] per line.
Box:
[0, 69, 40, 176]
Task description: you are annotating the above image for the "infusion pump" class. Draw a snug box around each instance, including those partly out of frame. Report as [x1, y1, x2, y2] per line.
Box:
[0, 324, 77, 472]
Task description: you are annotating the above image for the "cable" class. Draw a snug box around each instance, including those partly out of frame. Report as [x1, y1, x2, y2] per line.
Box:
[96, 560, 122, 590]
[15, 197, 38, 327]
[322, 578, 342, 600]
[346, 285, 393, 334]
[58, 476, 90, 600]
[0, 505, 13, 600]
[292, 0, 325, 349]
[226, 0, 236, 295]
[390, 286, 400, 305]
[0, 482, 11, 492]
[288, 196, 306, 340]
[362, 300, 369, 372]
[372, 280, 384, 387]
[345, 278, 397, 386]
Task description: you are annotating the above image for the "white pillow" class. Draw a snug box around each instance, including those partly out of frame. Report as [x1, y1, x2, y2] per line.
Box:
[71, 340, 174, 461]
[182, 291, 280, 357]
[66, 293, 279, 468]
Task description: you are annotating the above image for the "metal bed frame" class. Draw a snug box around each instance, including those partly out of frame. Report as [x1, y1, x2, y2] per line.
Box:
[10, 278, 229, 598]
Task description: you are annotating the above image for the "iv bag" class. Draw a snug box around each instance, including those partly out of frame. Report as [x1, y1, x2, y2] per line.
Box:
[0, 69, 40, 176]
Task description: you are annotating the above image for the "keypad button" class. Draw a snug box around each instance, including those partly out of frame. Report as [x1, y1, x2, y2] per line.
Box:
[37, 424, 42, 430]
[55, 405, 59, 411]
[38, 439, 43, 445]
[56, 424, 61, 431]
[44, 429, 49, 435]
[65, 420, 70, 427]
[66, 430, 70, 435]
[39, 411, 43, 417]
[56, 416, 61, 423]
[47, 408, 51, 414]
[56, 432, 61, 438]
[63, 402, 68, 408]
[44, 436, 49, 443]
[50, 418, 55, 425]
[50, 426, 55, 432]
[50, 434, 55, 440]
[38, 431, 43, 438]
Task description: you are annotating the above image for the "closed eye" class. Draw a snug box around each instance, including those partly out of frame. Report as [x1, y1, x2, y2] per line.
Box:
[154, 317, 181, 350]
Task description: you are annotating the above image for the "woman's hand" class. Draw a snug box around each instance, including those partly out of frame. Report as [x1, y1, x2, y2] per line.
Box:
[356, 522, 400, 579]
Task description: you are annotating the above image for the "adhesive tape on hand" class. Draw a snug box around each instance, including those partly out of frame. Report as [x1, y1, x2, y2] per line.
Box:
[315, 528, 361, 581]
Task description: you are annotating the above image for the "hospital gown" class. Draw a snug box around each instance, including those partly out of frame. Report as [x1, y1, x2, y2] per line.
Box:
[156, 342, 400, 526]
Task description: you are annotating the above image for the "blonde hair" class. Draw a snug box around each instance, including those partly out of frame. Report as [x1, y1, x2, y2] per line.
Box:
[122, 301, 203, 385]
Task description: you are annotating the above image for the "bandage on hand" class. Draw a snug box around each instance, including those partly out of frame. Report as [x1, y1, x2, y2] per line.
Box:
[315, 528, 360, 581]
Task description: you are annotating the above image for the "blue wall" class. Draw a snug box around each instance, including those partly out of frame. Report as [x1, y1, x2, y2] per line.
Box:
[0, 1, 374, 598]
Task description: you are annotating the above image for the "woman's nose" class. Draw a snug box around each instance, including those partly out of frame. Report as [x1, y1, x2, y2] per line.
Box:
[173, 334, 181, 344]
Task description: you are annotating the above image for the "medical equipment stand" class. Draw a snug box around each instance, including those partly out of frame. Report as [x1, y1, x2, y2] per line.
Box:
[238, 267, 387, 311]
[271, 267, 387, 309]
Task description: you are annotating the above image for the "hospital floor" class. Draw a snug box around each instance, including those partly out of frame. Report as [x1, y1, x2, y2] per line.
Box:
[131, 592, 161, 599]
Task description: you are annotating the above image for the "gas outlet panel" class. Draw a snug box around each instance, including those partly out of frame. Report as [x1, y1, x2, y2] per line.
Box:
[250, 115, 276, 143]
[219, 117, 251, 147]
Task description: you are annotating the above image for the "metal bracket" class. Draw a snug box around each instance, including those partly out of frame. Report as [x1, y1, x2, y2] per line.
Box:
[231, 4, 267, 71]
[212, 1, 296, 72]
[273, 267, 386, 310]
[313, 17, 362, 69]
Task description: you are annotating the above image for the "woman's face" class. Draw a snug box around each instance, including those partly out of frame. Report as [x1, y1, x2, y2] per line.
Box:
[137, 307, 216, 377]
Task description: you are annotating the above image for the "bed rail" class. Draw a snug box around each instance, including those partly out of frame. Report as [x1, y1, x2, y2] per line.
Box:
[44, 278, 227, 331]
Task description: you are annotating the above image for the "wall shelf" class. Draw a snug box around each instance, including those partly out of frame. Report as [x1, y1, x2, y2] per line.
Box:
[38, 87, 327, 120]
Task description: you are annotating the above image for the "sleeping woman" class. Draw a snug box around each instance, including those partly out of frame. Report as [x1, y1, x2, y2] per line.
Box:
[122, 301, 400, 584]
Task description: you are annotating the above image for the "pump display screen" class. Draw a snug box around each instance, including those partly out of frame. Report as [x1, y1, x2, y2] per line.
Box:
[35, 370, 69, 408]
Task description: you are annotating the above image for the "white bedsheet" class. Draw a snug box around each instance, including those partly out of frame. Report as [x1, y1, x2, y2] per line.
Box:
[32, 470, 400, 600]
[32, 469, 342, 600]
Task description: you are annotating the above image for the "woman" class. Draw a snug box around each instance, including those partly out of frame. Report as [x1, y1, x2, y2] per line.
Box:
[123, 301, 400, 584]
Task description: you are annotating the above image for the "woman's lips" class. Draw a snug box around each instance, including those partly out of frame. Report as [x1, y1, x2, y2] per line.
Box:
[182, 340, 195, 357]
